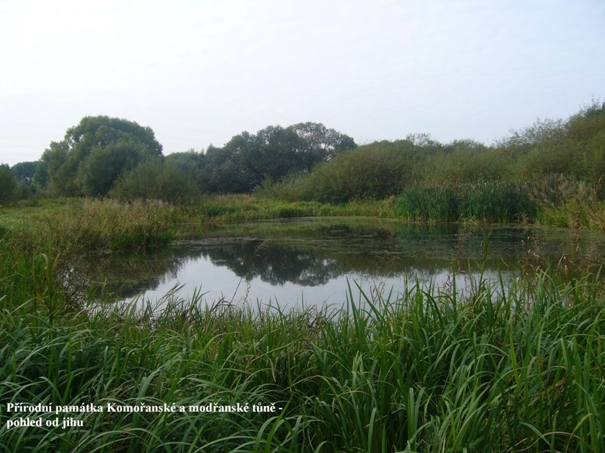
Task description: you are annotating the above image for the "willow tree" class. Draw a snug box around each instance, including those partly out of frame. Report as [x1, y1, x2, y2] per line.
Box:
[37, 116, 163, 197]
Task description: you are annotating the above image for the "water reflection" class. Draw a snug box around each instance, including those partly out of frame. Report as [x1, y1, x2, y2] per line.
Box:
[77, 219, 605, 308]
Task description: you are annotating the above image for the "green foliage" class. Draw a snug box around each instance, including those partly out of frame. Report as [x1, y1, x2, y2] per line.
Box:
[39, 140, 74, 196]
[2, 234, 605, 452]
[289, 121, 357, 171]
[110, 159, 199, 204]
[7, 161, 38, 199]
[39, 116, 163, 197]
[530, 175, 605, 229]
[33, 159, 49, 191]
[165, 149, 206, 189]
[3, 199, 177, 253]
[258, 102, 605, 217]
[423, 140, 513, 183]
[498, 100, 605, 182]
[0, 164, 17, 205]
[396, 183, 460, 221]
[396, 180, 538, 222]
[200, 123, 356, 194]
[10, 161, 38, 185]
[254, 172, 315, 201]
[201, 127, 305, 193]
[80, 140, 150, 197]
[11, 102, 605, 225]
[66, 116, 162, 156]
[295, 141, 415, 202]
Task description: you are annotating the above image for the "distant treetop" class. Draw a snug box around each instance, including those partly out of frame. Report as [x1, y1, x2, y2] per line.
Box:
[37, 116, 163, 197]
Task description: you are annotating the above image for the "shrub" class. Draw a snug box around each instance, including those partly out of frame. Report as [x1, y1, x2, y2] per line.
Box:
[110, 159, 199, 204]
[304, 145, 412, 202]
[254, 173, 314, 201]
[423, 144, 513, 183]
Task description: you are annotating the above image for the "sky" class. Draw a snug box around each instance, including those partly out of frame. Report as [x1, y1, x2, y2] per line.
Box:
[1, 0, 603, 166]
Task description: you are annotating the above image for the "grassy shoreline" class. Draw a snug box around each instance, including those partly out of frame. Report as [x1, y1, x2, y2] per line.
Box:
[1, 198, 605, 451]
[2, 190, 605, 253]
[1, 246, 604, 451]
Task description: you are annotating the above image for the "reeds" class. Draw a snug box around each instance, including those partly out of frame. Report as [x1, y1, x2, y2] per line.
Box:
[2, 240, 604, 452]
[177, 196, 395, 223]
[530, 175, 605, 230]
[396, 180, 537, 223]
[2, 198, 177, 254]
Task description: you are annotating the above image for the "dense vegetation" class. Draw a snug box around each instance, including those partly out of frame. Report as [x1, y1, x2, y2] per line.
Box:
[1, 222, 604, 452]
[258, 102, 605, 227]
[1, 102, 605, 451]
[3, 101, 605, 229]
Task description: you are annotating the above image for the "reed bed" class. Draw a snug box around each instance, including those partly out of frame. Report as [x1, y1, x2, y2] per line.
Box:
[189, 196, 395, 223]
[530, 176, 605, 230]
[395, 177, 605, 231]
[1, 238, 604, 452]
[395, 181, 538, 223]
[1, 198, 397, 256]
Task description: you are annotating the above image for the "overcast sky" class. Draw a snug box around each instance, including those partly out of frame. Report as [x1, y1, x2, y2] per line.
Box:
[1, 0, 603, 166]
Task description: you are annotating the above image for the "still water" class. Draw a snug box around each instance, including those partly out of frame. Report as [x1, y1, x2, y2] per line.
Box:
[80, 218, 605, 310]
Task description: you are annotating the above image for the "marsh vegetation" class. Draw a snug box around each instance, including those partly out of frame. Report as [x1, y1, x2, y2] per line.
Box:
[1, 102, 605, 451]
[2, 229, 605, 451]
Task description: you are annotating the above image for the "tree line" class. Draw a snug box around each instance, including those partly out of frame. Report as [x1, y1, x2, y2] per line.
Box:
[2, 100, 605, 206]
[1, 116, 356, 204]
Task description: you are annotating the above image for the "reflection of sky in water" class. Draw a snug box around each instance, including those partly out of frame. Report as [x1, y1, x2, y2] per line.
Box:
[127, 255, 515, 311]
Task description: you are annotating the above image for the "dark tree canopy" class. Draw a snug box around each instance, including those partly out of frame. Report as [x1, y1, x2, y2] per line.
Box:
[0, 164, 17, 205]
[200, 122, 356, 194]
[289, 122, 358, 171]
[165, 150, 206, 190]
[165, 150, 206, 173]
[10, 161, 38, 185]
[65, 116, 162, 157]
[80, 140, 151, 197]
[38, 116, 163, 197]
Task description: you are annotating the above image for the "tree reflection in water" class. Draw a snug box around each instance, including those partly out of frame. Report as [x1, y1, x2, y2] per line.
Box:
[75, 220, 605, 302]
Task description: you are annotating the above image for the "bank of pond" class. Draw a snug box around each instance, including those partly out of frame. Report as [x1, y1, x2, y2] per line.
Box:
[1, 209, 605, 452]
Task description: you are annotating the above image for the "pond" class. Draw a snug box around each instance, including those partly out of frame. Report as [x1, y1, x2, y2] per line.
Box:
[78, 218, 605, 310]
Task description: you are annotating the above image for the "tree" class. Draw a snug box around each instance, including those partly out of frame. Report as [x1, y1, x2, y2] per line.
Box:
[0, 164, 17, 205]
[39, 116, 163, 197]
[288, 122, 357, 171]
[200, 127, 304, 193]
[8, 161, 38, 198]
[200, 122, 356, 194]
[80, 140, 150, 197]
[10, 161, 38, 185]
[242, 125, 304, 185]
[165, 149, 206, 190]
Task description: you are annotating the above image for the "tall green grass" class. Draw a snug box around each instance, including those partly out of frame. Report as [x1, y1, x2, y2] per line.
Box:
[190, 195, 396, 222]
[2, 198, 178, 254]
[2, 236, 604, 452]
[1, 197, 398, 251]
[396, 180, 538, 223]
[530, 175, 605, 230]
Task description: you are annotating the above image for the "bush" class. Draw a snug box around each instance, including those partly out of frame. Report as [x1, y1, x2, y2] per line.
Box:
[422, 144, 513, 183]
[110, 159, 199, 204]
[501, 100, 605, 183]
[303, 144, 412, 202]
[254, 173, 314, 201]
